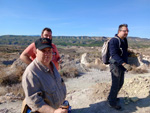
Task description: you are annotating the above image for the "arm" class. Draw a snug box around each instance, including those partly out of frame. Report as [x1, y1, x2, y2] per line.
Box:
[52, 44, 62, 70]
[38, 105, 55, 113]
[20, 43, 36, 65]
[52, 44, 61, 62]
[38, 105, 67, 113]
[54, 45, 62, 64]
[122, 63, 132, 71]
[22, 70, 46, 111]
[20, 52, 32, 64]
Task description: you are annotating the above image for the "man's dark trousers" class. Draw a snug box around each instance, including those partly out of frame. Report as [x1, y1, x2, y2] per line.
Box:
[108, 63, 125, 106]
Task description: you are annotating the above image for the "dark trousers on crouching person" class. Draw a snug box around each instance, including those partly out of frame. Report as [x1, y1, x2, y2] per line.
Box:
[107, 63, 125, 106]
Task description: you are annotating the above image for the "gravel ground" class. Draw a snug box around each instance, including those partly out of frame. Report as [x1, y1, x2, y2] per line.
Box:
[1, 69, 150, 113]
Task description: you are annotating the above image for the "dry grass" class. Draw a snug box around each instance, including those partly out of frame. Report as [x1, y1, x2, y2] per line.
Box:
[6, 84, 24, 98]
[0, 74, 20, 86]
[131, 65, 149, 74]
[87, 63, 107, 71]
[59, 67, 80, 78]
[0, 84, 24, 98]
[138, 48, 150, 56]
[0, 66, 24, 86]
[0, 86, 7, 96]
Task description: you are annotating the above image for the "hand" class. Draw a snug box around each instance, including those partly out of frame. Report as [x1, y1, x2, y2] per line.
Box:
[54, 108, 68, 113]
[58, 59, 63, 64]
[123, 64, 132, 71]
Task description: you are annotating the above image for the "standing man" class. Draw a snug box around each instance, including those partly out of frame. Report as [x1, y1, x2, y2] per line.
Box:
[20, 28, 61, 70]
[107, 24, 132, 110]
[22, 38, 67, 113]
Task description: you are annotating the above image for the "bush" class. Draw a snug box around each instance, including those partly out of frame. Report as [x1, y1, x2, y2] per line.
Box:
[87, 63, 107, 71]
[5, 84, 24, 98]
[0, 66, 25, 97]
[0, 75, 20, 86]
[0, 66, 24, 86]
[59, 67, 80, 78]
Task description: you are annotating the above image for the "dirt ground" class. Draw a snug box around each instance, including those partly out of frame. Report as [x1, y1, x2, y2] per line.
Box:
[65, 69, 150, 113]
[1, 69, 150, 113]
[0, 46, 150, 113]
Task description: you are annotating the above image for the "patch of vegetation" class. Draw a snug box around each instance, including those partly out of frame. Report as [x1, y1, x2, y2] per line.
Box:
[1, 35, 150, 48]
[59, 67, 80, 78]
[0, 45, 24, 53]
[131, 65, 149, 74]
[0, 35, 108, 47]
[0, 66, 24, 86]
[0, 35, 39, 46]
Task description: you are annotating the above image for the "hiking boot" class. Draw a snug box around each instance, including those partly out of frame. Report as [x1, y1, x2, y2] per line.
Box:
[107, 103, 122, 110]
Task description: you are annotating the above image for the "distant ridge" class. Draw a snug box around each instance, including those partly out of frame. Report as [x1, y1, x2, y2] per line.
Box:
[0, 35, 150, 48]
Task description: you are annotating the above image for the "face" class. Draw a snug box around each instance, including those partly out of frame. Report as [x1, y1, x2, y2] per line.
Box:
[118, 26, 129, 39]
[41, 30, 52, 40]
[36, 47, 52, 66]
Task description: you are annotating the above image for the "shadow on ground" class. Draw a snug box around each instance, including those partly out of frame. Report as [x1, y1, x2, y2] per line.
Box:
[71, 97, 150, 113]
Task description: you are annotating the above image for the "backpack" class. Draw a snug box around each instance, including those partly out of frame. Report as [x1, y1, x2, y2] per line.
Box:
[101, 37, 121, 64]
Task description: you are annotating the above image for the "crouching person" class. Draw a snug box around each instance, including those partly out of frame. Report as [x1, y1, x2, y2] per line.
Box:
[22, 38, 68, 113]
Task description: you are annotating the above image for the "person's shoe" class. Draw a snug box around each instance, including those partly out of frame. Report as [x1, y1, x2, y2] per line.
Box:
[108, 103, 122, 110]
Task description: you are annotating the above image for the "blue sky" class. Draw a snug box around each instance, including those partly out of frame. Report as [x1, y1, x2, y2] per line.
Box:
[0, 0, 150, 38]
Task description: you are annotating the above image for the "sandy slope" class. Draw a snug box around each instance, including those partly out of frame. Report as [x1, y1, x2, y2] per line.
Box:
[65, 69, 150, 113]
[1, 69, 150, 113]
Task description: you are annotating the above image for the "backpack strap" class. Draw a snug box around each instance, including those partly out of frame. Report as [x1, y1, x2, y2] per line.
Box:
[114, 36, 121, 47]
[114, 36, 123, 56]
